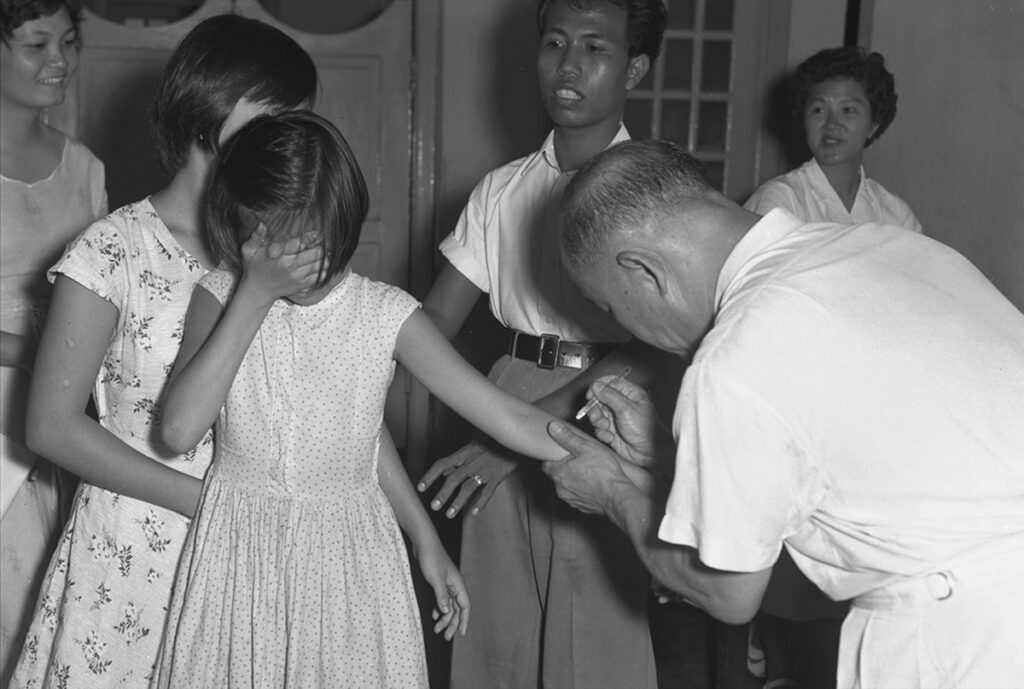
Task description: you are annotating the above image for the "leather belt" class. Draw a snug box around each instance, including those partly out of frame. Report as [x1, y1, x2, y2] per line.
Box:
[507, 330, 613, 370]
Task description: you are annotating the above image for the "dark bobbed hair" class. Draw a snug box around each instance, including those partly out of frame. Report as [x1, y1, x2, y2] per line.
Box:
[1, 0, 81, 43]
[790, 45, 897, 147]
[560, 138, 710, 271]
[149, 14, 318, 174]
[536, 0, 667, 59]
[206, 110, 368, 288]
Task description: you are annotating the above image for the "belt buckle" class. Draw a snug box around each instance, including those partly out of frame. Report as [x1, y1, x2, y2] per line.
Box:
[537, 333, 560, 370]
[558, 343, 585, 369]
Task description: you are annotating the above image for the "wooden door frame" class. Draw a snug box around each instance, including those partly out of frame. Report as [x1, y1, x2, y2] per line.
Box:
[404, 0, 442, 471]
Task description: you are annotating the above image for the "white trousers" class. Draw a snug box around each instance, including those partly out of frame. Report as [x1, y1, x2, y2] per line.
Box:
[838, 551, 1024, 689]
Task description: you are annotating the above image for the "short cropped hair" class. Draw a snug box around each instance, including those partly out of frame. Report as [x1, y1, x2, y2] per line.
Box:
[560, 138, 710, 271]
[790, 46, 897, 146]
[1, 0, 81, 43]
[206, 111, 368, 288]
[149, 14, 318, 174]
[536, 0, 667, 59]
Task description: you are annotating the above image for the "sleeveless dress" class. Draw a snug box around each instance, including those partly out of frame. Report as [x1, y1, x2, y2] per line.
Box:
[153, 269, 428, 689]
[11, 199, 214, 689]
[1, 135, 105, 687]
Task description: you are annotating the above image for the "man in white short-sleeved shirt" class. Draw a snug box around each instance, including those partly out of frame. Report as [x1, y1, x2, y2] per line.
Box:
[544, 139, 1024, 689]
[439, 127, 633, 344]
[411, 2, 674, 687]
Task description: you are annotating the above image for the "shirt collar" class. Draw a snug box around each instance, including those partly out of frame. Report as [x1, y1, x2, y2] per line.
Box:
[806, 157, 866, 203]
[714, 208, 804, 308]
[530, 123, 631, 174]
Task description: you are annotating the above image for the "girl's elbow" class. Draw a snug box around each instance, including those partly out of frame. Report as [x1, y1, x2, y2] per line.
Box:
[159, 416, 196, 454]
[24, 414, 51, 457]
[162, 436, 192, 455]
[706, 598, 759, 626]
[701, 579, 766, 625]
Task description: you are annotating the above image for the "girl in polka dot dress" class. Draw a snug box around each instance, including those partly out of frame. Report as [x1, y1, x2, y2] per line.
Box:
[151, 111, 573, 688]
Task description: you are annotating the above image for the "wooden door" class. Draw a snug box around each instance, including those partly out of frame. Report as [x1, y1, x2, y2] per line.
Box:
[51, 0, 417, 444]
[232, 0, 412, 289]
[620, 0, 795, 203]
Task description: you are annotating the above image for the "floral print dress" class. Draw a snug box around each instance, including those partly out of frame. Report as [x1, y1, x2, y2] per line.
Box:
[11, 199, 213, 689]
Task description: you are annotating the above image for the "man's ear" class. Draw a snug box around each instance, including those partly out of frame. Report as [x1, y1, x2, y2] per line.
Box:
[616, 248, 669, 296]
[626, 54, 650, 91]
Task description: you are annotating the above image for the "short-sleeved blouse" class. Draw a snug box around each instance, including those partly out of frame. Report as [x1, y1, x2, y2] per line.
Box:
[1, 135, 107, 329]
[48, 199, 211, 464]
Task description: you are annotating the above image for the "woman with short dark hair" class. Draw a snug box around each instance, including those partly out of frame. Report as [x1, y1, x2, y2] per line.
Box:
[746, 46, 921, 234]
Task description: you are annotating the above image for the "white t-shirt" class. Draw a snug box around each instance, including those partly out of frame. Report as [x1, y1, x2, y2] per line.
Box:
[744, 158, 922, 234]
[440, 129, 631, 343]
[659, 209, 1024, 602]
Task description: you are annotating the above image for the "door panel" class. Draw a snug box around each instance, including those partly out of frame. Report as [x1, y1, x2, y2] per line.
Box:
[233, 0, 412, 287]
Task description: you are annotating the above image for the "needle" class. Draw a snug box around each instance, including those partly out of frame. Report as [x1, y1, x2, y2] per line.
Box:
[575, 366, 632, 420]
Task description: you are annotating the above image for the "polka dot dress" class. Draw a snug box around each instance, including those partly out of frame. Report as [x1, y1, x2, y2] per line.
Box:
[152, 270, 427, 689]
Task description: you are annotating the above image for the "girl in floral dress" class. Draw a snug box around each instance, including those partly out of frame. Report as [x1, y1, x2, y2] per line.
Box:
[11, 16, 317, 688]
[152, 111, 583, 688]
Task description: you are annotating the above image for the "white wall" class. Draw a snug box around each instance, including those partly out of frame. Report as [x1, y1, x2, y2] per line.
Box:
[864, 0, 1024, 309]
[787, 0, 846, 67]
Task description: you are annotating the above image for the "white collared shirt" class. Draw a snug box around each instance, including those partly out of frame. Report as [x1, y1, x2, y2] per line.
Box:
[743, 158, 922, 234]
[439, 128, 631, 343]
[659, 209, 1024, 601]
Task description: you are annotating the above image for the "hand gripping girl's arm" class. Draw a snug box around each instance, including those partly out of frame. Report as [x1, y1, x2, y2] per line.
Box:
[160, 231, 323, 453]
[376, 424, 469, 639]
[395, 308, 657, 493]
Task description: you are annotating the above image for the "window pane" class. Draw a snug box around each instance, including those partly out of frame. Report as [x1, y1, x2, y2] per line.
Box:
[624, 99, 653, 139]
[660, 100, 691, 147]
[701, 40, 732, 92]
[667, 0, 696, 30]
[698, 159, 725, 191]
[696, 101, 728, 151]
[663, 39, 693, 91]
[704, 0, 735, 31]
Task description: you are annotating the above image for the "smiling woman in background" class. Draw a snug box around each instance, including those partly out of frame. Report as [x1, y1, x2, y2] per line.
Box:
[745, 46, 921, 234]
[0, 1, 106, 683]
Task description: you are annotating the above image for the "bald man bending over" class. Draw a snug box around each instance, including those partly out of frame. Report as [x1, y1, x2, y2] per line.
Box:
[543, 139, 1024, 689]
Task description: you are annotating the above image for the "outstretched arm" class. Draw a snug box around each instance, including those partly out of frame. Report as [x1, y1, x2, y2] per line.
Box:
[416, 262, 521, 517]
[416, 262, 684, 516]
[396, 308, 567, 462]
[376, 424, 469, 639]
[542, 421, 772, 625]
[398, 308, 669, 497]
[26, 276, 204, 516]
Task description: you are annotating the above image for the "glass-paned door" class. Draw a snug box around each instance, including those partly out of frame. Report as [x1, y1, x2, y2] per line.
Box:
[624, 0, 780, 201]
